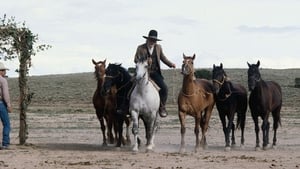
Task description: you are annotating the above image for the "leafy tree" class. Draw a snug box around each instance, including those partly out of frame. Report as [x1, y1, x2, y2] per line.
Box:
[0, 14, 51, 144]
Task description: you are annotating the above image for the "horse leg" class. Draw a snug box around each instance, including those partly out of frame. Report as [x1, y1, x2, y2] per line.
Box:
[146, 112, 157, 151]
[105, 114, 114, 144]
[225, 112, 235, 151]
[194, 115, 201, 152]
[261, 119, 270, 149]
[113, 117, 118, 144]
[219, 112, 229, 149]
[252, 115, 260, 150]
[272, 107, 281, 147]
[131, 110, 139, 152]
[99, 118, 107, 146]
[116, 112, 124, 147]
[200, 106, 213, 149]
[125, 116, 131, 145]
[179, 111, 186, 153]
[230, 116, 236, 147]
[96, 109, 107, 146]
[239, 110, 246, 147]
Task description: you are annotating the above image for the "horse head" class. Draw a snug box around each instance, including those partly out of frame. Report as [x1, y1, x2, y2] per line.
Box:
[101, 63, 122, 95]
[181, 53, 195, 75]
[135, 56, 149, 82]
[92, 59, 106, 81]
[212, 63, 228, 94]
[247, 60, 261, 91]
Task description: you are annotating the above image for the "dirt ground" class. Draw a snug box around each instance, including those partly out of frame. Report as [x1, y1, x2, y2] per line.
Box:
[1, 70, 300, 169]
[1, 104, 300, 169]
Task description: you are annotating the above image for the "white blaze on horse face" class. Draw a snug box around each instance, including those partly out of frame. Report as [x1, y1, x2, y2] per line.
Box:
[136, 61, 147, 82]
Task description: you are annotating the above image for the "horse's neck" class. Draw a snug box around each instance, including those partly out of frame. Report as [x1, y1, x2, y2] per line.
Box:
[97, 77, 104, 90]
[136, 74, 152, 92]
[117, 78, 132, 95]
[182, 74, 196, 94]
[254, 80, 268, 99]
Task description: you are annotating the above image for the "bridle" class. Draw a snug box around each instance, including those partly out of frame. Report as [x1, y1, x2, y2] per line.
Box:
[213, 74, 232, 101]
[213, 74, 227, 86]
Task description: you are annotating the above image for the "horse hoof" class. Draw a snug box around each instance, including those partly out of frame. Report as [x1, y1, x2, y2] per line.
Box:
[272, 145, 277, 150]
[263, 145, 271, 150]
[224, 146, 231, 152]
[240, 144, 245, 150]
[255, 147, 261, 151]
[146, 148, 154, 153]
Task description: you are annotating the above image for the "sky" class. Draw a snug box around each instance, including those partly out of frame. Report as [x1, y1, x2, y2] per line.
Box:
[1, 0, 300, 77]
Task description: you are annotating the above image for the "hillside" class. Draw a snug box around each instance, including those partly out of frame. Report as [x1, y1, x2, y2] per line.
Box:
[7, 68, 300, 107]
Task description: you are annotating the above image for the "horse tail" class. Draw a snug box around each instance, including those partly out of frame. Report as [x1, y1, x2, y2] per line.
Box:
[236, 112, 241, 129]
[236, 107, 247, 130]
[278, 115, 282, 127]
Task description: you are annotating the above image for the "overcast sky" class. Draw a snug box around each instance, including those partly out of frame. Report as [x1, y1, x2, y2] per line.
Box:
[1, 0, 300, 77]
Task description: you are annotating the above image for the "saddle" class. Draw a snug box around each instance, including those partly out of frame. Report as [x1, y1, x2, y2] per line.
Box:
[148, 78, 161, 91]
[127, 77, 160, 99]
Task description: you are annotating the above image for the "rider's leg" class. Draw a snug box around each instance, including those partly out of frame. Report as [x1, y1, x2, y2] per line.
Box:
[150, 72, 168, 117]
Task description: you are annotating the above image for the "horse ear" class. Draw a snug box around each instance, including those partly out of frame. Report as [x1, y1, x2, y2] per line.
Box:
[192, 54, 196, 60]
[247, 62, 251, 67]
[257, 60, 260, 67]
[183, 53, 186, 58]
[103, 59, 106, 64]
[92, 59, 97, 65]
[213, 64, 216, 69]
[220, 63, 223, 68]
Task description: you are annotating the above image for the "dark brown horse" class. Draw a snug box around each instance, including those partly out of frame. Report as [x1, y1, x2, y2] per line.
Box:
[247, 60, 282, 150]
[178, 54, 215, 153]
[101, 63, 132, 147]
[212, 63, 247, 151]
[92, 59, 117, 145]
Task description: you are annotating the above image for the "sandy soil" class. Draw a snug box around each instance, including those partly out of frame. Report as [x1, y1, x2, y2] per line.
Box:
[1, 104, 299, 169]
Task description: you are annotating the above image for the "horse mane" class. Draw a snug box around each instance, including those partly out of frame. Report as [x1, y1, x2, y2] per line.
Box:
[108, 63, 132, 82]
[137, 55, 148, 63]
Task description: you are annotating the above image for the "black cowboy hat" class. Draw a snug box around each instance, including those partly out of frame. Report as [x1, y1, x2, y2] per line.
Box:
[143, 30, 162, 41]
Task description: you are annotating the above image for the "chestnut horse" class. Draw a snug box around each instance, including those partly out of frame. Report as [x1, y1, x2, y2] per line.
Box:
[247, 61, 282, 150]
[178, 54, 215, 153]
[212, 63, 247, 151]
[92, 59, 117, 145]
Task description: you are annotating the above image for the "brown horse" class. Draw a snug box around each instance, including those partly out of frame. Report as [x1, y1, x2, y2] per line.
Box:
[247, 60, 282, 150]
[92, 59, 117, 146]
[178, 54, 215, 153]
[212, 63, 247, 151]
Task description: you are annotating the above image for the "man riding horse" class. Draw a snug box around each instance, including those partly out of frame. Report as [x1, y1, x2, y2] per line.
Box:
[134, 30, 176, 117]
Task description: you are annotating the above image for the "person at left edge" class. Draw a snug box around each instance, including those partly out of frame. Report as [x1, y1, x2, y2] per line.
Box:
[0, 62, 12, 150]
